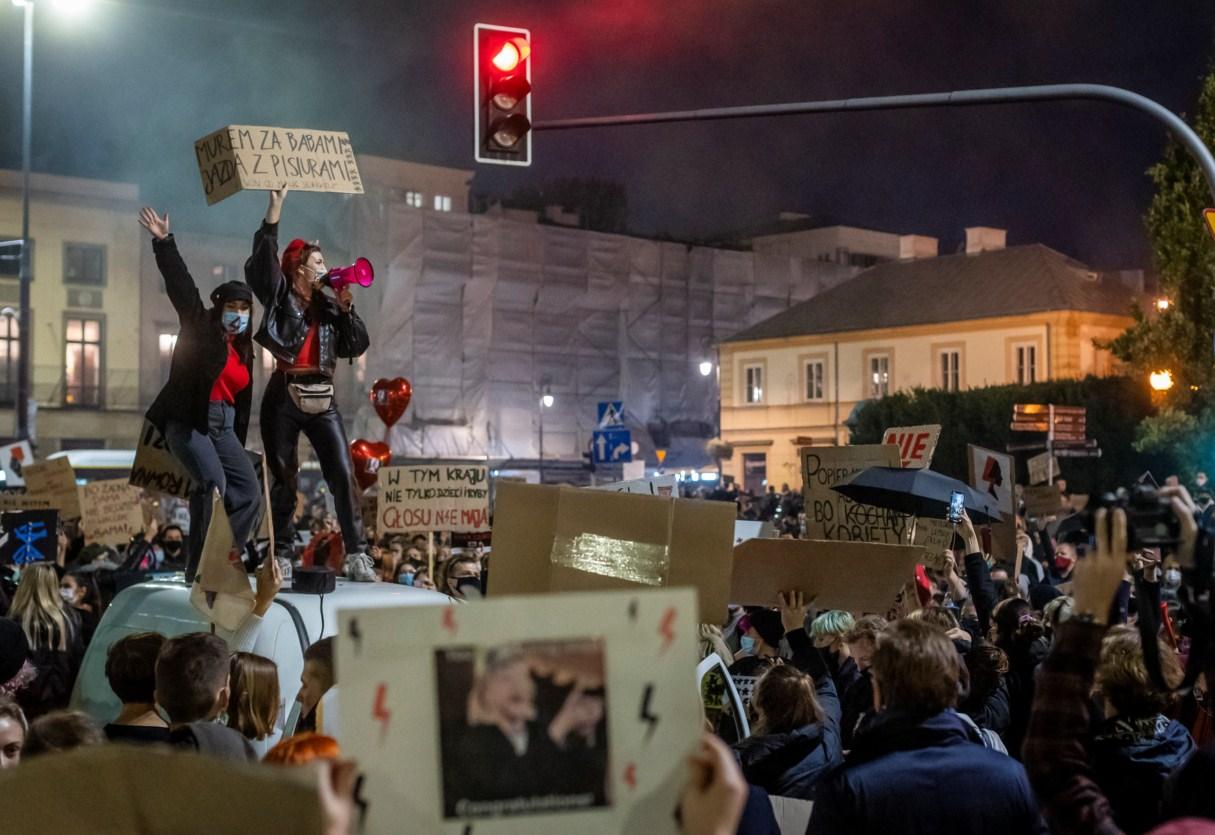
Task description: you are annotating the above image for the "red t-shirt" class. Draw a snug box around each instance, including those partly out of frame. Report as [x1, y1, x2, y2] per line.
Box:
[210, 342, 250, 404]
[280, 320, 320, 372]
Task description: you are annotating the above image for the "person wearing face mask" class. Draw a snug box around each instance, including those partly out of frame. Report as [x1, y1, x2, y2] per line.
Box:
[438, 555, 483, 600]
[245, 187, 372, 581]
[158, 524, 187, 570]
[140, 208, 261, 584]
[1161, 557, 1183, 604]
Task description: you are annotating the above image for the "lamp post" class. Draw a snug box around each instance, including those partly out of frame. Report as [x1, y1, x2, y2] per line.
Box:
[15, 0, 33, 441]
[539, 386, 553, 483]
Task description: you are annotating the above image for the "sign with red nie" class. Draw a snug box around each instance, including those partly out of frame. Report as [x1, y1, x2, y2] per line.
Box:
[882, 424, 942, 469]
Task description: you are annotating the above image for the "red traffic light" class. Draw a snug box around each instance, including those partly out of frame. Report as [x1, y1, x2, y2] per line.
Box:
[491, 37, 531, 73]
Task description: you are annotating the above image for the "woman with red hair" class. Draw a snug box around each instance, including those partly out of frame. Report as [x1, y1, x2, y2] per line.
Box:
[245, 187, 373, 579]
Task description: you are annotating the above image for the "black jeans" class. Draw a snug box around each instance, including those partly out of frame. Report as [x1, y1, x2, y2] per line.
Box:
[261, 372, 363, 556]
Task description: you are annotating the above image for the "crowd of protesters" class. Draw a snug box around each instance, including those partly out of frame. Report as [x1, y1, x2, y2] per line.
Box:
[3, 466, 1215, 834]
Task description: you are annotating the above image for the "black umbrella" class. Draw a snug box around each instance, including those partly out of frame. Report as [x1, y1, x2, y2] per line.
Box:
[830, 466, 1004, 523]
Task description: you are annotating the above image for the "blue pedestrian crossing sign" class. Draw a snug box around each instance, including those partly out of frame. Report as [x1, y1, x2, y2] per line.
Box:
[592, 428, 632, 464]
[597, 401, 624, 427]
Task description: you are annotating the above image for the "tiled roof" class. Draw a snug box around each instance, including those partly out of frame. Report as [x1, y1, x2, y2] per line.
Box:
[723, 244, 1140, 343]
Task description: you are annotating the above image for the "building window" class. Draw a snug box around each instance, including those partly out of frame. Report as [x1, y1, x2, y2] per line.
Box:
[805, 360, 825, 401]
[744, 364, 764, 404]
[1015, 343, 1038, 385]
[64, 317, 102, 407]
[158, 331, 178, 385]
[0, 315, 17, 405]
[0, 239, 29, 278]
[939, 350, 960, 391]
[406, 191, 424, 208]
[434, 194, 453, 212]
[63, 243, 106, 286]
[869, 354, 891, 399]
[211, 264, 240, 283]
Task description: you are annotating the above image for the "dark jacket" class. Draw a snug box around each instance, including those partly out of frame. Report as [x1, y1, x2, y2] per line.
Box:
[807, 709, 1046, 835]
[840, 669, 873, 750]
[961, 675, 1011, 736]
[733, 630, 843, 799]
[169, 720, 257, 762]
[1090, 714, 1196, 834]
[244, 221, 369, 375]
[145, 235, 254, 444]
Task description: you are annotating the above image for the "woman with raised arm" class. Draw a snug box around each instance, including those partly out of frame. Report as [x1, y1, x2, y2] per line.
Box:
[244, 187, 373, 580]
[139, 207, 260, 583]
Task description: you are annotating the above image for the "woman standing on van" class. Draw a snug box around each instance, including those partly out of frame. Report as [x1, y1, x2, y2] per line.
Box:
[139, 208, 261, 583]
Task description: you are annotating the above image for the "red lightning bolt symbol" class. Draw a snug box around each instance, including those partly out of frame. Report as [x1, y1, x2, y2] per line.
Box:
[442, 607, 457, 635]
[373, 683, 391, 743]
[659, 607, 677, 653]
[623, 763, 637, 789]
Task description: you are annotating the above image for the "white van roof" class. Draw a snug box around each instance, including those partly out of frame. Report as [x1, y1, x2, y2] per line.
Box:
[48, 449, 136, 469]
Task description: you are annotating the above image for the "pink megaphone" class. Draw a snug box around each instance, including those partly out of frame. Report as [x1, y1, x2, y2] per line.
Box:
[323, 257, 375, 293]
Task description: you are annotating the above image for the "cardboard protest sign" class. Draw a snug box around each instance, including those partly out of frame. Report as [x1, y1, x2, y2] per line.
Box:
[129, 420, 194, 499]
[189, 490, 254, 632]
[881, 424, 941, 469]
[378, 463, 490, 534]
[1024, 484, 1065, 518]
[802, 445, 905, 545]
[968, 445, 1014, 517]
[589, 474, 677, 497]
[912, 517, 956, 570]
[195, 124, 364, 205]
[1, 510, 58, 565]
[0, 491, 54, 512]
[0, 441, 33, 488]
[731, 539, 922, 614]
[80, 479, 144, 548]
[1027, 452, 1059, 486]
[337, 588, 700, 834]
[0, 744, 330, 835]
[23, 457, 82, 520]
[489, 481, 735, 623]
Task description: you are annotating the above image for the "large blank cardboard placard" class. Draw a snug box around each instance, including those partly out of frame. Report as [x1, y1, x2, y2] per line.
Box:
[731, 538, 922, 614]
[194, 124, 364, 205]
[337, 588, 700, 835]
[802, 444, 905, 545]
[489, 482, 735, 623]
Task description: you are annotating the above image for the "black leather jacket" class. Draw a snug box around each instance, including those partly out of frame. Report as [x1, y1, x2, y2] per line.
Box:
[244, 221, 370, 376]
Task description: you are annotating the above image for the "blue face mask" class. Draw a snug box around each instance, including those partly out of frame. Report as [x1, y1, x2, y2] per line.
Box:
[397, 573, 415, 586]
[221, 311, 249, 335]
[739, 636, 756, 654]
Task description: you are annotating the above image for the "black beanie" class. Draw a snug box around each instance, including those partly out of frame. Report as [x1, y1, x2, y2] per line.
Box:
[0, 617, 30, 685]
[749, 608, 786, 649]
[209, 281, 253, 306]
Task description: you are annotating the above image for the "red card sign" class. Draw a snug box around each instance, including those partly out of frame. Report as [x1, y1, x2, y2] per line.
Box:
[882, 424, 942, 469]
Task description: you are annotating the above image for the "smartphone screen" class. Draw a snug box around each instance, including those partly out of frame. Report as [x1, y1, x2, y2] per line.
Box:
[948, 491, 965, 524]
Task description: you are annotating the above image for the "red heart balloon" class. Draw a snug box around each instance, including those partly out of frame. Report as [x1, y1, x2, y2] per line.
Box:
[350, 439, 392, 491]
[370, 378, 412, 427]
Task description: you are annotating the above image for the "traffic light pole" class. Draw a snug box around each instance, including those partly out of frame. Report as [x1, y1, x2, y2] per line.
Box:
[533, 83, 1215, 204]
[17, 0, 33, 442]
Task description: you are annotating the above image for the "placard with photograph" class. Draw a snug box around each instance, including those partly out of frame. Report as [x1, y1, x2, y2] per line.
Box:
[337, 588, 700, 834]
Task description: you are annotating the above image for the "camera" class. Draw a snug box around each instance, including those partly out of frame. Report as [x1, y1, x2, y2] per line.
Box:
[1092, 485, 1182, 552]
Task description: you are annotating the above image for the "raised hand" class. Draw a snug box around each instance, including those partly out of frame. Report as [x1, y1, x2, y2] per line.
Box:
[137, 207, 170, 240]
[679, 734, 747, 835]
[778, 590, 810, 634]
[1072, 508, 1131, 624]
[265, 185, 289, 224]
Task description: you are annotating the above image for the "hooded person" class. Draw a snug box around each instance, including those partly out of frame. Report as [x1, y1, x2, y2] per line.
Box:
[140, 208, 261, 584]
[244, 188, 373, 581]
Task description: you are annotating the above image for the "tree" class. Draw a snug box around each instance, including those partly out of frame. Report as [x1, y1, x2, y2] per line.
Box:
[1102, 62, 1215, 409]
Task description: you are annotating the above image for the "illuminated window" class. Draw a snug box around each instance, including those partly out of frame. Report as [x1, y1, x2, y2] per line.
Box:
[434, 194, 453, 212]
[0, 315, 18, 405]
[64, 317, 102, 407]
[939, 350, 960, 391]
[744, 364, 764, 404]
[406, 191, 424, 208]
[869, 354, 890, 398]
[805, 360, 825, 401]
[1014, 343, 1037, 385]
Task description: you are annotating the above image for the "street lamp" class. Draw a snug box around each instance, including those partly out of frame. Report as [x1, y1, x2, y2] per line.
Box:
[540, 391, 554, 409]
[538, 384, 553, 482]
[9, 0, 93, 442]
[698, 360, 713, 377]
[1149, 370, 1174, 392]
[1155, 297, 1171, 312]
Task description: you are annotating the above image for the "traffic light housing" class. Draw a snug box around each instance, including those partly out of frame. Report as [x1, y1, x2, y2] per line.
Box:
[474, 23, 532, 166]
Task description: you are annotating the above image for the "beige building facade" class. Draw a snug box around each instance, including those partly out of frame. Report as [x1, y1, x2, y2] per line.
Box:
[718, 240, 1140, 492]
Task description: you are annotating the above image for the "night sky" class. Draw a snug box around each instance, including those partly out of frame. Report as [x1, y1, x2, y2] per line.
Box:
[2, 1, 1215, 269]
